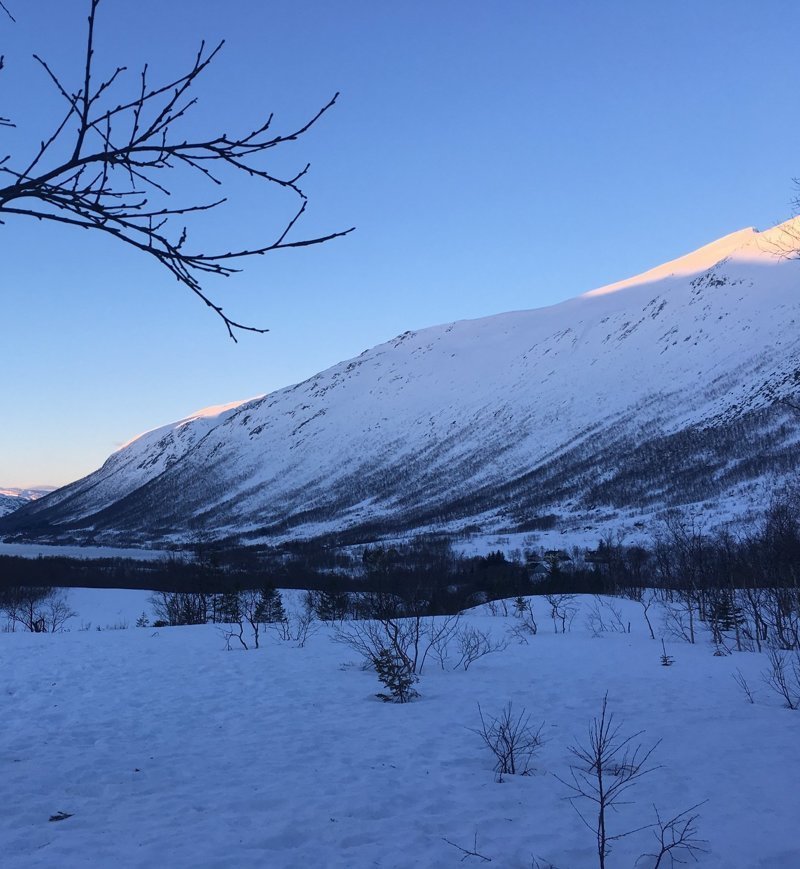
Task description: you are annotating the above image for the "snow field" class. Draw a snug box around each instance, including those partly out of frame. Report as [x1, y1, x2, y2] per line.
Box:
[1, 592, 798, 868]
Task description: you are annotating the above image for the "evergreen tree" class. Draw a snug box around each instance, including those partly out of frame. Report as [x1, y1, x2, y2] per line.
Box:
[374, 648, 419, 703]
[315, 587, 350, 621]
[255, 585, 286, 623]
[217, 591, 243, 623]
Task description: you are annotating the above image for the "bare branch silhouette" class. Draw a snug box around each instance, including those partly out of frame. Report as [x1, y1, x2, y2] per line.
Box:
[0, 0, 353, 339]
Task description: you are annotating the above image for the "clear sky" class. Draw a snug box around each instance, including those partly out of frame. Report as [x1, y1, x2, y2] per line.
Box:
[2, 0, 799, 488]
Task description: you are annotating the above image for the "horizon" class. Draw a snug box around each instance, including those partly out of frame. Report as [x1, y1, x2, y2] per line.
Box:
[3, 0, 800, 489]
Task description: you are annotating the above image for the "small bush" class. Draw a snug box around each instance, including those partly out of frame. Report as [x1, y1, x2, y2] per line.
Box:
[762, 648, 800, 709]
[472, 701, 544, 782]
[454, 625, 507, 670]
[374, 648, 419, 703]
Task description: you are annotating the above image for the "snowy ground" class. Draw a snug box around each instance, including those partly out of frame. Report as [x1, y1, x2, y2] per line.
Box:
[1, 591, 797, 868]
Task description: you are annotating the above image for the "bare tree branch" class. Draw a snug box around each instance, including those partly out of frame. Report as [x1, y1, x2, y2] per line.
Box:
[640, 802, 709, 868]
[0, 0, 353, 339]
[443, 832, 493, 863]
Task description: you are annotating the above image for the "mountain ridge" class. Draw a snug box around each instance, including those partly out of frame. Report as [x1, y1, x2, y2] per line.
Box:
[0, 487, 55, 518]
[4, 219, 799, 547]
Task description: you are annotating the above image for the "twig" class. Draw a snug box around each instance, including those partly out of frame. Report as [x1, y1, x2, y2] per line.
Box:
[443, 832, 493, 863]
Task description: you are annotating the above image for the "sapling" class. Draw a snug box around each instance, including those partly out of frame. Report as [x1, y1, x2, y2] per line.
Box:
[556, 694, 660, 869]
[374, 648, 419, 703]
[732, 668, 755, 704]
[556, 694, 707, 869]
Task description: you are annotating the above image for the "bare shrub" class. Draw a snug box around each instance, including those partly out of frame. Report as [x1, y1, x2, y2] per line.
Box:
[213, 586, 292, 650]
[454, 625, 507, 671]
[485, 597, 510, 617]
[333, 608, 460, 676]
[292, 610, 318, 648]
[620, 588, 657, 640]
[427, 615, 463, 670]
[102, 620, 129, 631]
[218, 618, 249, 651]
[0, 587, 76, 633]
[149, 591, 210, 626]
[41, 590, 78, 633]
[762, 587, 800, 652]
[737, 586, 768, 653]
[270, 610, 318, 648]
[586, 596, 629, 637]
[762, 648, 800, 709]
[545, 594, 578, 633]
[662, 594, 698, 644]
[507, 606, 539, 644]
[472, 701, 544, 782]
[334, 618, 411, 673]
[272, 618, 293, 641]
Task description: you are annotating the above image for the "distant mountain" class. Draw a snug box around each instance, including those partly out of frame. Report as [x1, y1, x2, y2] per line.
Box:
[4, 220, 800, 547]
[0, 487, 55, 518]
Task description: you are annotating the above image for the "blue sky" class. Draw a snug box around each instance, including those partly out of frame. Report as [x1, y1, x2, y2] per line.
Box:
[2, 0, 799, 488]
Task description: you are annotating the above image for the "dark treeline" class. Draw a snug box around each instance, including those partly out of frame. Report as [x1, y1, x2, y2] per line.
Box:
[2, 493, 799, 643]
[0, 538, 544, 613]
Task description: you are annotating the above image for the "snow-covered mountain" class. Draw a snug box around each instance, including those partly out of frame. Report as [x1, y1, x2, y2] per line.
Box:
[0, 487, 55, 518]
[4, 220, 800, 546]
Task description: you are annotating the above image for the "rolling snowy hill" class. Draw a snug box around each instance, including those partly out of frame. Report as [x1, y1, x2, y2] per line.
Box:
[4, 220, 800, 547]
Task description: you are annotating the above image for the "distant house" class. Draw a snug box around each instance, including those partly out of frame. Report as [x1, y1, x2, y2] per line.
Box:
[543, 548, 572, 564]
[527, 561, 550, 582]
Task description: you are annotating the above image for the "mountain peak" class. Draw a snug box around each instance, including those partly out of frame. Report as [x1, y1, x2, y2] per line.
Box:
[583, 225, 762, 299]
[5, 219, 800, 548]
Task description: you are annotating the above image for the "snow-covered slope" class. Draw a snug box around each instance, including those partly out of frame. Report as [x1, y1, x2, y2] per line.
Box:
[0, 487, 54, 518]
[4, 220, 800, 545]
